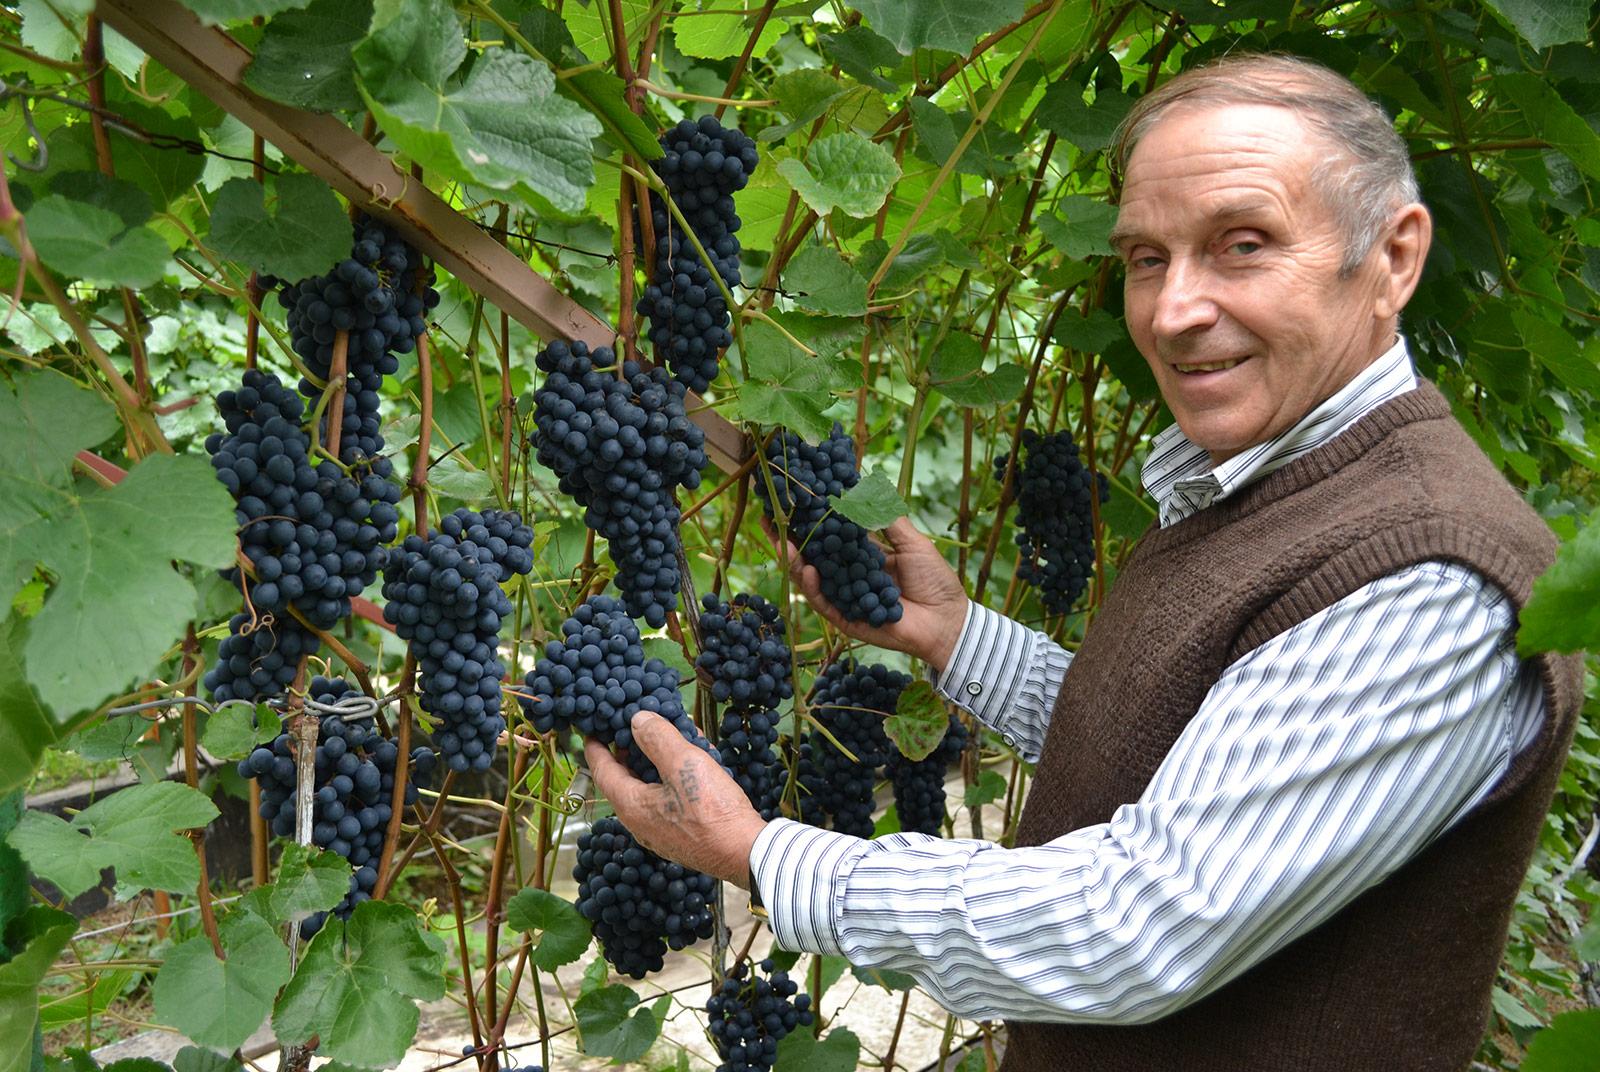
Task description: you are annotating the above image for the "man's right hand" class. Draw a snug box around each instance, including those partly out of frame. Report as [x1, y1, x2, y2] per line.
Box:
[763, 515, 969, 673]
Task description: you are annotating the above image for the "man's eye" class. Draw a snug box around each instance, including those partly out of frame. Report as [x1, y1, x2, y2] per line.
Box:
[1227, 240, 1262, 255]
[1131, 255, 1164, 269]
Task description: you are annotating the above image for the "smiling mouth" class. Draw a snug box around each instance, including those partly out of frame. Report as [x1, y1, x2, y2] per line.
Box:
[1173, 357, 1247, 374]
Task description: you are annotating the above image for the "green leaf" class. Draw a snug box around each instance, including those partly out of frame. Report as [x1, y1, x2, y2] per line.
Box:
[47, 172, 153, 230]
[356, 2, 602, 217]
[246, 843, 352, 926]
[0, 623, 68, 798]
[674, 8, 786, 59]
[244, 0, 373, 113]
[503, 888, 592, 970]
[776, 132, 900, 219]
[963, 768, 1006, 808]
[152, 911, 290, 1052]
[1037, 82, 1134, 154]
[829, 469, 908, 531]
[1052, 308, 1125, 354]
[1478, 0, 1589, 49]
[559, 68, 665, 163]
[817, 26, 900, 92]
[884, 680, 948, 762]
[1036, 195, 1116, 259]
[7, 781, 220, 899]
[23, 196, 168, 289]
[1519, 512, 1600, 654]
[427, 454, 495, 504]
[0, 908, 76, 1072]
[201, 703, 280, 762]
[207, 175, 349, 282]
[15, 453, 238, 715]
[784, 244, 867, 317]
[1497, 74, 1600, 182]
[773, 1025, 859, 1072]
[580, 953, 609, 995]
[574, 985, 668, 1063]
[761, 69, 852, 143]
[272, 900, 446, 1068]
[172, 1047, 243, 1072]
[1521, 1010, 1600, 1072]
[928, 333, 1025, 407]
[1492, 985, 1544, 1029]
[850, 963, 916, 990]
[732, 317, 855, 440]
[1576, 915, 1600, 962]
[177, 0, 315, 23]
[850, 0, 1024, 54]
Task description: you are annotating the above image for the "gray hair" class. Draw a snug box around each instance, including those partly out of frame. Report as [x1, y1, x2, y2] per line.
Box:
[1110, 53, 1421, 276]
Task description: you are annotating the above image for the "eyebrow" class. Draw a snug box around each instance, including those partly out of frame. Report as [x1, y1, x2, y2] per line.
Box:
[1106, 198, 1279, 253]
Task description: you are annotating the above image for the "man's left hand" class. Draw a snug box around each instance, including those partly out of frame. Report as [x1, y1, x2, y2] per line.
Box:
[585, 709, 768, 888]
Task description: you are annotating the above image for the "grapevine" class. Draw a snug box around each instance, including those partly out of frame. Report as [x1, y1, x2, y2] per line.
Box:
[998, 429, 1109, 616]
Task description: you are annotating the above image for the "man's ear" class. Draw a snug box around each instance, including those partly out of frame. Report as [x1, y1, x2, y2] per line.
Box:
[1373, 202, 1432, 320]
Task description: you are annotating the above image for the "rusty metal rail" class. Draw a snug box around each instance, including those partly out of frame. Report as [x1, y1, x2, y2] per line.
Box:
[96, 0, 748, 473]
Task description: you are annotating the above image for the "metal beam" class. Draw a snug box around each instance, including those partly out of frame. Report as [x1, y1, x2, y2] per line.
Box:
[95, 0, 748, 473]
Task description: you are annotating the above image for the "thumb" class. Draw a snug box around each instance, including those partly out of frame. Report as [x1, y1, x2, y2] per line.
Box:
[628, 708, 696, 768]
[882, 516, 922, 550]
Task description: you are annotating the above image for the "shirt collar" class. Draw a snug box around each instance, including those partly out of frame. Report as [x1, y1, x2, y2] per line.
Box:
[1141, 337, 1418, 528]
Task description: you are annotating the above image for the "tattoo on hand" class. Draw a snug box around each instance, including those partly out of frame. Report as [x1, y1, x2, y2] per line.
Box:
[679, 763, 702, 805]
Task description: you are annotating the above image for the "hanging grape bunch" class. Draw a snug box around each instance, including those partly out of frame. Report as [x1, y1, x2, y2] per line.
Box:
[638, 115, 758, 394]
[796, 659, 906, 838]
[757, 424, 904, 627]
[705, 959, 815, 1072]
[382, 508, 534, 774]
[886, 713, 970, 836]
[204, 613, 321, 704]
[998, 429, 1110, 615]
[518, 594, 711, 783]
[573, 815, 717, 979]
[697, 593, 793, 819]
[235, 677, 438, 937]
[530, 339, 707, 626]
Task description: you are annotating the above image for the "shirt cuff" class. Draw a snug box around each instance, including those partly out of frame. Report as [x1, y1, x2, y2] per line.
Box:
[932, 601, 1037, 743]
[748, 818, 869, 958]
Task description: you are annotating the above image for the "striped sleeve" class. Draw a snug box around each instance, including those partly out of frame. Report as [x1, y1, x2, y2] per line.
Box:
[931, 601, 1072, 761]
[750, 562, 1542, 1024]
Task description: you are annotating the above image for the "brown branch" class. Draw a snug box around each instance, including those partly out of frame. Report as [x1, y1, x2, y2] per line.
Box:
[480, 743, 530, 1053]
[178, 626, 224, 959]
[715, 0, 779, 117]
[373, 680, 415, 900]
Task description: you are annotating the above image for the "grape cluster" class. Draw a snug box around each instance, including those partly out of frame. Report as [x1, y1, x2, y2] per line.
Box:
[573, 815, 716, 978]
[997, 429, 1109, 616]
[518, 595, 710, 783]
[205, 370, 399, 632]
[235, 677, 437, 937]
[756, 425, 903, 627]
[204, 613, 321, 704]
[381, 508, 535, 773]
[698, 593, 792, 819]
[531, 340, 707, 626]
[638, 115, 758, 393]
[706, 959, 814, 1072]
[796, 660, 906, 838]
[886, 713, 969, 836]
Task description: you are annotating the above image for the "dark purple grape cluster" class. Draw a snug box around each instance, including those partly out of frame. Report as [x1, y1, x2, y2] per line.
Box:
[381, 508, 535, 774]
[756, 424, 904, 628]
[697, 593, 791, 820]
[638, 115, 757, 393]
[203, 612, 321, 703]
[204, 370, 399, 632]
[886, 713, 969, 836]
[518, 595, 710, 783]
[706, 958, 814, 1072]
[234, 676, 437, 937]
[573, 815, 717, 978]
[796, 659, 906, 838]
[997, 429, 1108, 616]
[530, 340, 707, 626]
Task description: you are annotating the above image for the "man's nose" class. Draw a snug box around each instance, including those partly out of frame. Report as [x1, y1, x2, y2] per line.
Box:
[1150, 259, 1220, 340]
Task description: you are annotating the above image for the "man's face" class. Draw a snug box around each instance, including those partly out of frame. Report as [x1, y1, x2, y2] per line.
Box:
[1114, 102, 1395, 464]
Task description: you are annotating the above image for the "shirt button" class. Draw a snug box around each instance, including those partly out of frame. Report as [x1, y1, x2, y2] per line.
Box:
[965, 681, 982, 697]
[1002, 733, 1017, 747]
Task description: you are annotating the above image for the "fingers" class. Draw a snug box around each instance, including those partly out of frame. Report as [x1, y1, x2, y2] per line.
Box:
[627, 708, 693, 768]
[585, 737, 642, 811]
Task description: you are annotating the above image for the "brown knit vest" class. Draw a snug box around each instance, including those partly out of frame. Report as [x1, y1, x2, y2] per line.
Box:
[1000, 384, 1584, 1072]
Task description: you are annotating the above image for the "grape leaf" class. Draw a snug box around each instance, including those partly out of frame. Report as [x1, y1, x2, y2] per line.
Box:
[674, 8, 787, 59]
[200, 702, 281, 761]
[7, 781, 220, 899]
[817, 26, 900, 92]
[207, 175, 349, 284]
[784, 244, 868, 317]
[1521, 1010, 1600, 1072]
[503, 887, 593, 970]
[849, 0, 1024, 55]
[244, 0, 373, 113]
[247, 843, 353, 925]
[152, 911, 290, 1052]
[1037, 81, 1134, 154]
[172, 1047, 243, 1072]
[574, 985, 669, 1063]
[884, 680, 949, 762]
[851, 963, 917, 990]
[761, 69, 852, 143]
[963, 768, 1006, 807]
[23, 196, 169, 289]
[776, 133, 900, 219]
[1036, 196, 1117, 260]
[1496, 75, 1600, 182]
[10, 453, 238, 715]
[272, 900, 446, 1068]
[829, 470, 908, 531]
[176, 0, 315, 23]
[732, 318, 850, 440]
[0, 907, 76, 1072]
[1052, 308, 1125, 354]
[928, 332, 1025, 408]
[1519, 511, 1600, 654]
[1478, 0, 1589, 49]
[774, 1025, 859, 1072]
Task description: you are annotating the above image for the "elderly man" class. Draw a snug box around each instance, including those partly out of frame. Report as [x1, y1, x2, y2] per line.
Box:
[588, 54, 1584, 1070]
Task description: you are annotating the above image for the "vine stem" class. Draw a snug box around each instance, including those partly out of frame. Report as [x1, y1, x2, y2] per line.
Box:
[480, 743, 531, 1070]
[177, 626, 224, 959]
[373, 678, 415, 900]
[715, 0, 778, 116]
[418, 821, 489, 1057]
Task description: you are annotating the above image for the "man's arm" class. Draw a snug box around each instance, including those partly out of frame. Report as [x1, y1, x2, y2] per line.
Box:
[751, 562, 1541, 1024]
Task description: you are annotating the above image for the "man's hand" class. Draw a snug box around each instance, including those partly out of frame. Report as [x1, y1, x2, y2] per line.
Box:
[585, 710, 767, 887]
[764, 515, 968, 673]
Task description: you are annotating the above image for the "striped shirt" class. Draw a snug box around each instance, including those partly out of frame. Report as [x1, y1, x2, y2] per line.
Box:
[749, 339, 1547, 1023]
